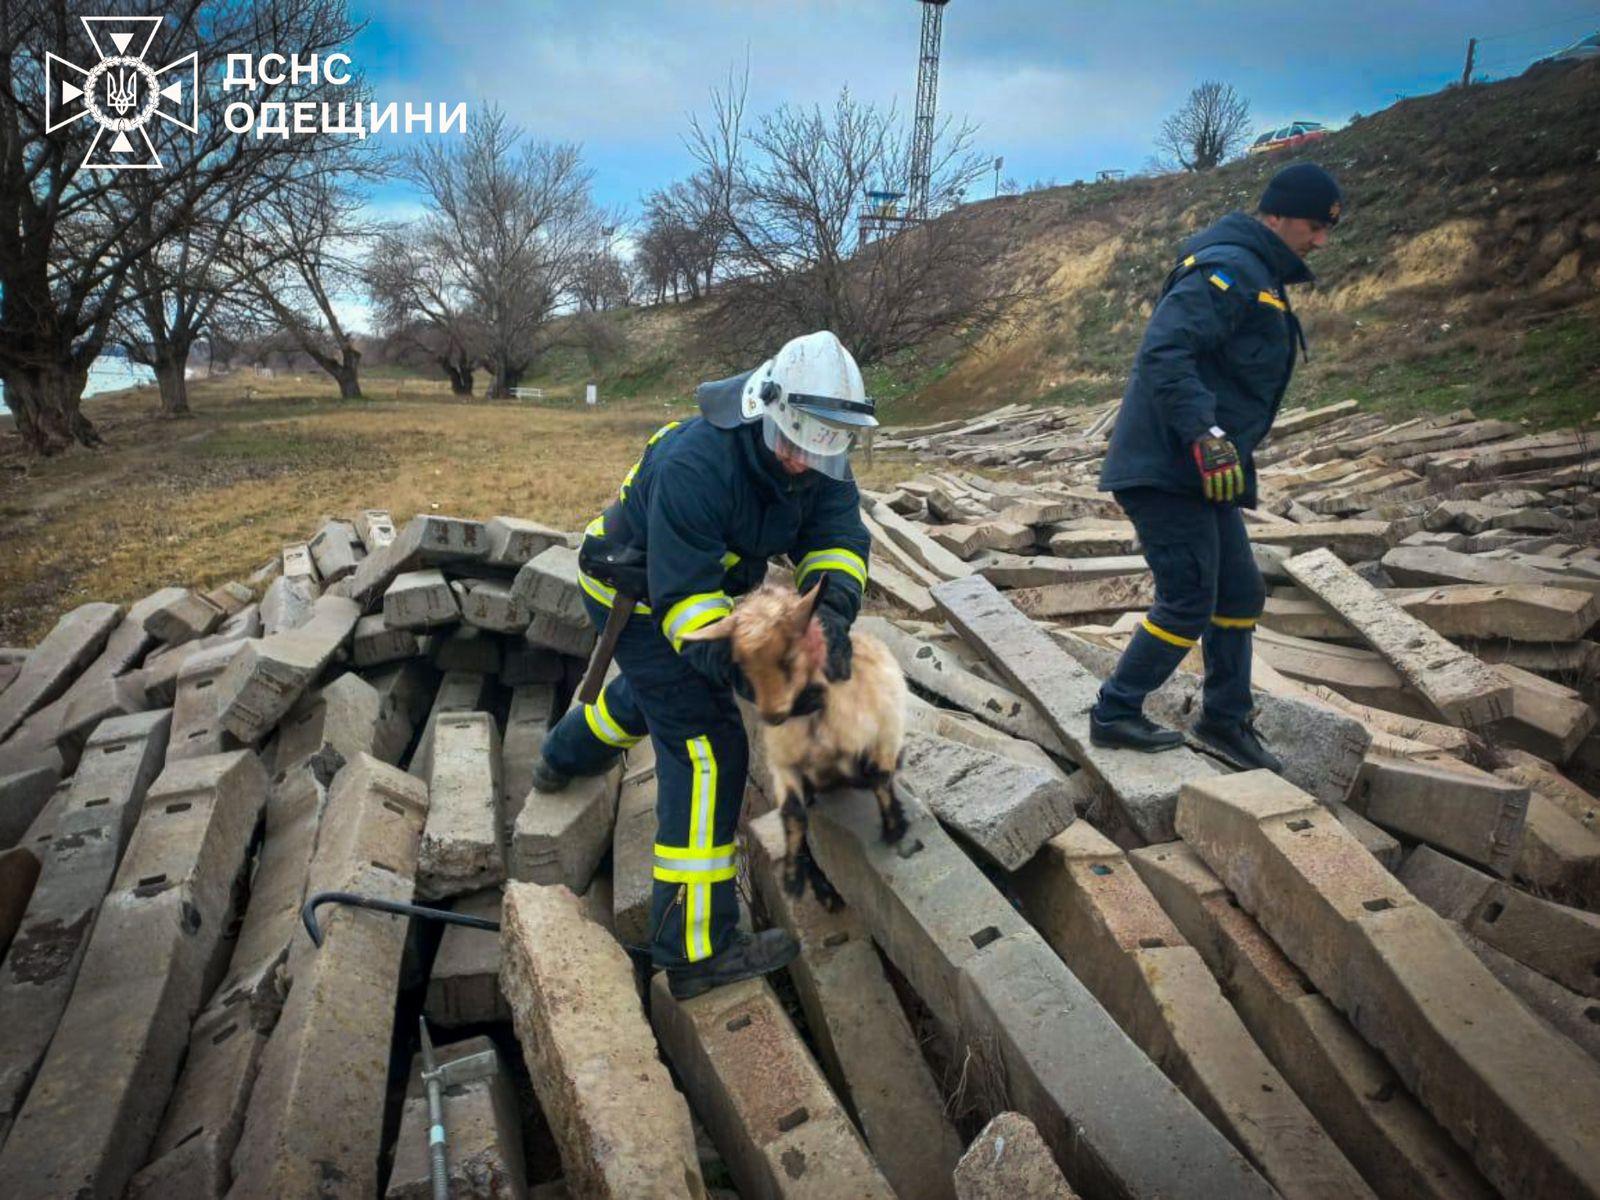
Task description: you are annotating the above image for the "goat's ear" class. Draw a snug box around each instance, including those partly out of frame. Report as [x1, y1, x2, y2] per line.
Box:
[796, 572, 830, 627]
[679, 617, 734, 642]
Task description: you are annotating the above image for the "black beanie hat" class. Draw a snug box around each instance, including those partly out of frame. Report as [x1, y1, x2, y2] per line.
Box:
[1259, 162, 1343, 225]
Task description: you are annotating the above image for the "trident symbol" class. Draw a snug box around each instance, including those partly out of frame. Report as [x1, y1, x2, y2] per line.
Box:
[105, 66, 137, 114]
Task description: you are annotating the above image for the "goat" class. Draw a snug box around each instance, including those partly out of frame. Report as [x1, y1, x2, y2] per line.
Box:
[680, 575, 909, 909]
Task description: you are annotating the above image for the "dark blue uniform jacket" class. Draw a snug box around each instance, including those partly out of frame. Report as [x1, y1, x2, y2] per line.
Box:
[1099, 212, 1312, 507]
[584, 416, 870, 684]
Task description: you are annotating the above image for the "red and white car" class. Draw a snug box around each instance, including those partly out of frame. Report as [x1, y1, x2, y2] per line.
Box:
[1248, 121, 1329, 156]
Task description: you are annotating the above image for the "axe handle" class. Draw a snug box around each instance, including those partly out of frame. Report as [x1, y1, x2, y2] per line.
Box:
[577, 595, 636, 706]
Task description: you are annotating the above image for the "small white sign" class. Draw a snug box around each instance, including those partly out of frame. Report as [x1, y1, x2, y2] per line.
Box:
[585, 384, 597, 406]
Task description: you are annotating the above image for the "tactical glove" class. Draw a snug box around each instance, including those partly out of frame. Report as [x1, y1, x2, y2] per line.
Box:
[1193, 429, 1246, 503]
[682, 637, 753, 700]
[819, 613, 854, 682]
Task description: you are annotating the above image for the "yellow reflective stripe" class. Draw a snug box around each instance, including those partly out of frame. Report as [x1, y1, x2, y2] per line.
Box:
[585, 515, 605, 537]
[619, 422, 682, 501]
[653, 840, 738, 883]
[685, 736, 719, 962]
[1142, 617, 1198, 648]
[1257, 290, 1287, 311]
[796, 548, 867, 589]
[1211, 614, 1257, 629]
[647, 420, 681, 446]
[662, 592, 733, 650]
[655, 864, 739, 884]
[584, 687, 643, 749]
[720, 550, 741, 568]
[655, 841, 737, 861]
[1207, 272, 1231, 292]
[576, 568, 653, 615]
[1183, 254, 1197, 267]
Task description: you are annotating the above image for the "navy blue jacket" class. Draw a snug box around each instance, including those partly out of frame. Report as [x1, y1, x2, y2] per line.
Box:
[586, 416, 870, 684]
[1099, 212, 1312, 507]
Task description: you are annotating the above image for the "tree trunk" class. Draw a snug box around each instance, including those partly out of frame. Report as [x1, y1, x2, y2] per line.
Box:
[1, 361, 97, 454]
[155, 361, 190, 416]
[437, 354, 473, 395]
[331, 342, 363, 399]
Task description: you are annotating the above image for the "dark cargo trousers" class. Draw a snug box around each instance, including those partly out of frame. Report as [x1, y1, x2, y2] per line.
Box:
[1092, 487, 1267, 727]
[541, 593, 747, 971]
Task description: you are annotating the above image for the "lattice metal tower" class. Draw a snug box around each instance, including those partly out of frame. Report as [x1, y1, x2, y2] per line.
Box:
[907, 0, 950, 221]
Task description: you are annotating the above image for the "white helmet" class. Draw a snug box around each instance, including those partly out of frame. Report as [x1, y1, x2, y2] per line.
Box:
[695, 331, 877, 480]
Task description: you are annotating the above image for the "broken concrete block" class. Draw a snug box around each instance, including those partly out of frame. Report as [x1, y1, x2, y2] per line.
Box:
[979, 551, 1150, 589]
[424, 889, 507, 1028]
[1382, 544, 1586, 591]
[747, 812, 962, 1200]
[258, 575, 317, 637]
[216, 595, 361, 744]
[204, 581, 255, 617]
[1516, 793, 1600, 910]
[0, 602, 121, 742]
[1488, 661, 1596, 765]
[1017, 823, 1373, 1200]
[459, 578, 532, 633]
[652, 973, 897, 1199]
[352, 612, 419, 667]
[806, 786, 1274, 1198]
[1047, 525, 1139, 557]
[143, 589, 226, 647]
[167, 640, 248, 764]
[418, 712, 505, 901]
[272, 670, 387, 786]
[308, 519, 361, 583]
[511, 758, 621, 892]
[411, 669, 493, 780]
[1007, 572, 1156, 620]
[899, 731, 1075, 870]
[0, 709, 172, 1145]
[230, 756, 427, 1199]
[954, 1112, 1078, 1200]
[611, 742, 658, 947]
[1251, 520, 1397, 562]
[1131, 841, 1493, 1200]
[386, 1035, 526, 1199]
[281, 542, 317, 582]
[1351, 757, 1528, 877]
[0, 764, 60, 851]
[500, 881, 702, 1198]
[0, 750, 265, 1199]
[1391, 584, 1599, 643]
[486, 515, 568, 567]
[513, 546, 595, 656]
[1176, 769, 1600, 1200]
[354, 508, 396, 551]
[930, 576, 1220, 842]
[350, 514, 490, 608]
[384, 567, 461, 630]
[1285, 548, 1512, 727]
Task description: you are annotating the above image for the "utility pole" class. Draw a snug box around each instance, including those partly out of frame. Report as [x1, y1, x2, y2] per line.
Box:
[1461, 36, 1477, 86]
[993, 155, 1003, 198]
[908, 0, 951, 221]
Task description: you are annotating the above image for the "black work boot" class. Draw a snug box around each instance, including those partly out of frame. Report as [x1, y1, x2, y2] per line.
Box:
[666, 928, 800, 1000]
[1194, 716, 1284, 773]
[528, 756, 571, 794]
[1089, 711, 1184, 753]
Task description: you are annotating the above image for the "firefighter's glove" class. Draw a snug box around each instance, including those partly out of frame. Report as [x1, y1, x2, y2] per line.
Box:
[1193, 431, 1245, 503]
[819, 613, 854, 683]
[683, 637, 753, 701]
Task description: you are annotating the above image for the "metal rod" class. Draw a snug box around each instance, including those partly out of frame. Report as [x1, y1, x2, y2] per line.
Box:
[419, 1016, 450, 1200]
[299, 890, 501, 948]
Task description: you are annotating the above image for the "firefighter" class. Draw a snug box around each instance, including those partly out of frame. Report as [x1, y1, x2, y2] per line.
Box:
[1092, 163, 1343, 769]
[529, 331, 875, 999]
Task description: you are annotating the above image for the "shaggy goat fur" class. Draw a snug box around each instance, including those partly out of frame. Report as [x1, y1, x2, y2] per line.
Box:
[681, 579, 908, 907]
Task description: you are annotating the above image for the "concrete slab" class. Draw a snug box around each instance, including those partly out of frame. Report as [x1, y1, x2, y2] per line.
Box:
[1176, 770, 1600, 1200]
[216, 595, 361, 744]
[513, 546, 595, 657]
[1329, 801, 1404, 869]
[486, 515, 568, 568]
[143, 589, 226, 647]
[1464, 928, 1600, 1063]
[651, 973, 896, 1199]
[167, 640, 249, 764]
[511, 759, 621, 891]
[0, 846, 40, 960]
[230, 755, 427, 1199]
[204, 581, 255, 617]
[366, 658, 437, 766]
[419, 712, 505, 900]
[0, 602, 122, 742]
[1516, 793, 1600, 910]
[459, 578, 533, 633]
[258, 575, 317, 636]
[899, 730, 1075, 869]
[930, 576, 1220, 842]
[747, 812, 961, 1200]
[386, 1035, 527, 1199]
[355, 508, 397, 551]
[1131, 841, 1492, 1200]
[612, 742, 659, 946]
[272, 670, 387, 788]
[352, 612, 419, 667]
[502, 683, 556, 833]
[385, 567, 461, 629]
[0, 750, 266, 1199]
[350, 514, 491, 609]
[807, 786, 1275, 1199]
[954, 1112, 1079, 1200]
[410, 669, 494, 780]
[1016, 823, 1372, 1200]
[309, 519, 361, 583]
[281, 541, 317, 582]
[424, 889, 507, 1027]
[0, 764, 59, 850]
[500, 881, 703, 1198]
[1352, 757, 1528, 877]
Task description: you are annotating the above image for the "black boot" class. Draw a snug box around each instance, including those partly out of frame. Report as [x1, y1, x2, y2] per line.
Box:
[1089, 711, 1184, 753]
[666, 928, 800, 1000]
[529, 756, 571, 794]
[1194, 716, 1283, 773]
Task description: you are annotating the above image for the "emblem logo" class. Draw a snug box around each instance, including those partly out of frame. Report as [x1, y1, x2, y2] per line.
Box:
[45, 16, 198, 172]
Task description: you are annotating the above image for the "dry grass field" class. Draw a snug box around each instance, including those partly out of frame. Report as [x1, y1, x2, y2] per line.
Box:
[0, 373, 912, 646]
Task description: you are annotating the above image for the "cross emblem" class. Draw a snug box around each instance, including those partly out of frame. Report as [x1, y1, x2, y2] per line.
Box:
[44, 16, 198, 172]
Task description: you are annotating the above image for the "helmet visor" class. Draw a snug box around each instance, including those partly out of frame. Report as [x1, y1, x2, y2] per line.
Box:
[762, 412, 855, 481]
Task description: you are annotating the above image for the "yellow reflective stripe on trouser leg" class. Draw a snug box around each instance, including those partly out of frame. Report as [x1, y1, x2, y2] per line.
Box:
[583, 683, 644, 749]
[662, 593, 734, 651]
[1141, 617, 1198, 648]
[796, 548, 868, 590]
[653, 841, 738, 883]
[684, 735, 719, 962]
[1211, 614, 1257, 629]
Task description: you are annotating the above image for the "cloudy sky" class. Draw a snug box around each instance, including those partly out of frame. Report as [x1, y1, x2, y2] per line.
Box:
[345, 0, 1598, 217]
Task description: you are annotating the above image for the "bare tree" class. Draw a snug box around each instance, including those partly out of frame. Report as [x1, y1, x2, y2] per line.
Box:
[0, 0, 365, 453]
[686, 73, 1009, 366]
[1155, 81, 1253, 172]
[401, 107, 599, 398]
[367, 228, 482, 394]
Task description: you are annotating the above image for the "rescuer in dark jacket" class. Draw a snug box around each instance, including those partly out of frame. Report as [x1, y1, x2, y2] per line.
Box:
[528, 331, 875, 999]
[1092, 163, 1343, 769]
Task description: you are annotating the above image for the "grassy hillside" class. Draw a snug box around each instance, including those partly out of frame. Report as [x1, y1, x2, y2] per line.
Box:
[529, 58, 1600, 429]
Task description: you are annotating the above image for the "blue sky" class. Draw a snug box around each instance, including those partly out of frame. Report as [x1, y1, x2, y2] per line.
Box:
[344, 0, 1600, 221]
